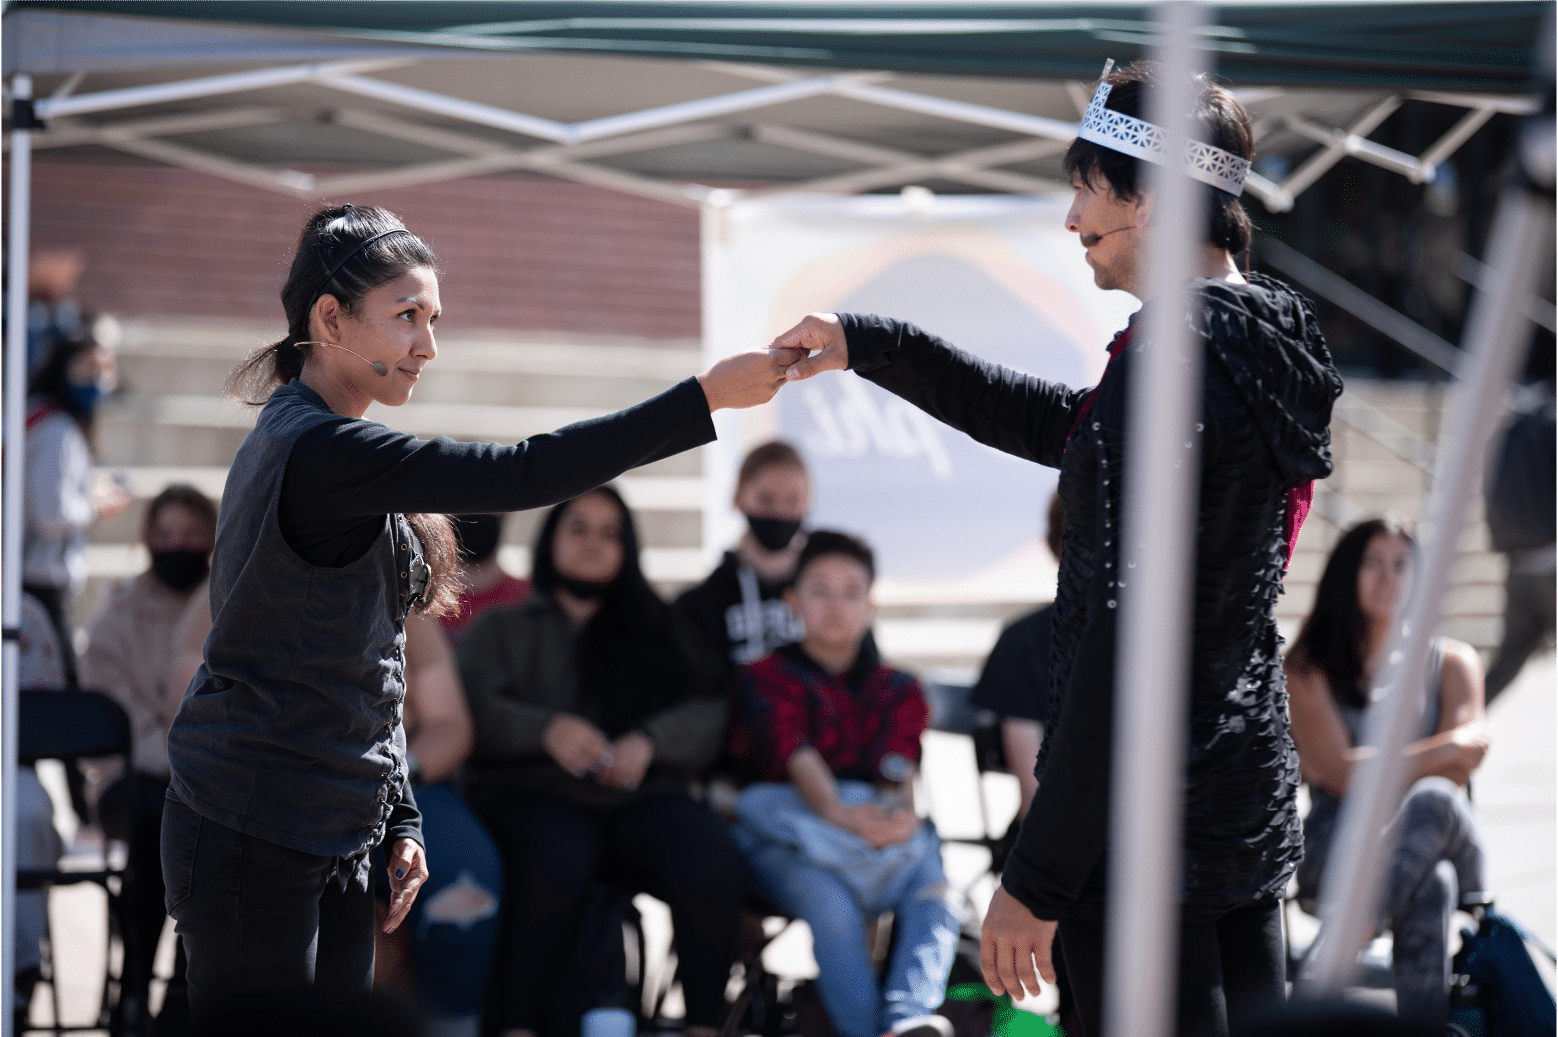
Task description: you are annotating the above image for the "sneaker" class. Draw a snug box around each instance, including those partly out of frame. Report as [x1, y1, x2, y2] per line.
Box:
[885, 1015, 954, 1037]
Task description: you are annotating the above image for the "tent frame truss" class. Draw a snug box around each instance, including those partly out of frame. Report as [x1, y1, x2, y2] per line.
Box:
[5, 57, 1536, 212]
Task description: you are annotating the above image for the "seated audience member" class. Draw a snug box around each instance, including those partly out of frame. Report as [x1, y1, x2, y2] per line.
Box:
[376, 612, 503, 1037]
[968, 493, 1077, 1032]
[1285, 518, 1490, 1027]
[25, 324, 131, 686]
[82, 482, 218, 1033]
[971, 491, 1064, 827]
[442, 513, 530, 647]
[168, 583, 502, 1037]
[14, 592, 67, 1027]
[676, 441, 808, 674]
[457, 487, 742, 1037]
[732, 531, 957, 1037]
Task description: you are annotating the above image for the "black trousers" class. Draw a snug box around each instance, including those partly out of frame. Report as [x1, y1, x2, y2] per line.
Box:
[1057, 896, 1285, 1037]
[159, 795, 375, 1023]
[99, 774, 188, 1027]
[473, 786, 744, 1032]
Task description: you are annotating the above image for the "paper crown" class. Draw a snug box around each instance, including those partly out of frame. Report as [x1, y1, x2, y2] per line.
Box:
[1077, 60, 1250, 198]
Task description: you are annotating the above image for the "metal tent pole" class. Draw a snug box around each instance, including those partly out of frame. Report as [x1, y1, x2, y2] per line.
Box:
[3, 72, 36, 1037]
[1304, 89, 1554, 997]
[1104, 5, 1208, 1036]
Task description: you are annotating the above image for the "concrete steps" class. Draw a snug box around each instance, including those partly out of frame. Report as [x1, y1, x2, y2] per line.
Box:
[1277, 380, 1506, 657]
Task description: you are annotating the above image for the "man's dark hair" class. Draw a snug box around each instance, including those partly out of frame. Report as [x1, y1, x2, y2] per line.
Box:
[738, 440, 806, 488]
[1063, 61, 1254, 255]
[794, 530, 875, 585]
[142, 483, 219, 547]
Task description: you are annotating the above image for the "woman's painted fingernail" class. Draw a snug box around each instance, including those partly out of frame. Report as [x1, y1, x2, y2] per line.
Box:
[396, 868, 406, 878]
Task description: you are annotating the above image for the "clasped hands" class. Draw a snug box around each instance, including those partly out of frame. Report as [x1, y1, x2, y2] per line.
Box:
[543, 713, 655, 791]
[824, 799, 920, 849]
[696, 313, 851, 411]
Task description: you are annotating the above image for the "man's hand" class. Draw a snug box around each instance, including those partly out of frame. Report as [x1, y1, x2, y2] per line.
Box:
[697, 348, 806, 411]
[980, 884, 1058, 999]
[598, 731, 655, 791]
[771, 313, 848, 383]
[383, 838, 429, 934]
[542, 713, 613, 778]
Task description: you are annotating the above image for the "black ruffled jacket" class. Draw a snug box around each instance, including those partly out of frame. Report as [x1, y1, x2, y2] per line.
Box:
[839, 272, 1342, 919]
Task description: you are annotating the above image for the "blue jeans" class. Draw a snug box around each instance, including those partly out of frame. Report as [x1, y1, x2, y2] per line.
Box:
[741, 815, 958, 1037]
[404, 781, 504, 1033]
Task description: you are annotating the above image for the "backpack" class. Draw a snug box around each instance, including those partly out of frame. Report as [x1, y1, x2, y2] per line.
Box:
[1451, 910, 1557, 1037]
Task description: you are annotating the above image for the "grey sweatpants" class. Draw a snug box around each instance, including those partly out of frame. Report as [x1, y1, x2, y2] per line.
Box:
[1300, 776, 1485, 1025]
[1380, 776, 1487, 1024]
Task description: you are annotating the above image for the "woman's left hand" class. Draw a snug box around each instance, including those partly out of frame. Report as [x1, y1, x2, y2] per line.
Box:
[598, 731, 655, 790]
[383, 838, 429, 935]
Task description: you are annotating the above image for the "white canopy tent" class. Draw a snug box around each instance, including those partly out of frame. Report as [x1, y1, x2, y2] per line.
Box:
[2, 3, 1541, 212]
[2, 3, 1551, 1034]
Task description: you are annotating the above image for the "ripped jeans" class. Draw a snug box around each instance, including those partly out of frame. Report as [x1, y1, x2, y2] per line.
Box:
[395, 782, 503, 1036]
[737, 785, 959, 1037]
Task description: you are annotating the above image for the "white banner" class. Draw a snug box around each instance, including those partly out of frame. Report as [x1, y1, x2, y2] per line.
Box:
[701, 193, 1138, 601]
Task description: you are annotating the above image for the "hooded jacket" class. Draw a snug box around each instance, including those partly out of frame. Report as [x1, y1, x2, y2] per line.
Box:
[838, 272, 1342, 917]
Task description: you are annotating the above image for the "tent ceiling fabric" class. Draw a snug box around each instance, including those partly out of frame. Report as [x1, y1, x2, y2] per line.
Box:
[2, 2, 1545, 212]
[6, 1, 1546, 89]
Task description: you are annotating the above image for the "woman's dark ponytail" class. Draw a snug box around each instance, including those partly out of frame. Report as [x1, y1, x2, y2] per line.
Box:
[407, 512, 461, 618]
[226, 204, 438, 405]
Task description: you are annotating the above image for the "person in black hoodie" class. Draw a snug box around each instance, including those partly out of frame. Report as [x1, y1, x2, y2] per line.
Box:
[675, 440, 810, 678]
[773, 62, 1342, 1037]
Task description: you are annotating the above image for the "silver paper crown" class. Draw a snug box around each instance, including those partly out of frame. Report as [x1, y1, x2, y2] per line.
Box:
[1077, 60, 1250, 197]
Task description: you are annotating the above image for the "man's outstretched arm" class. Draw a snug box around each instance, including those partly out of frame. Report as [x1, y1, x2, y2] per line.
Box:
[775, 312, 1090, 468]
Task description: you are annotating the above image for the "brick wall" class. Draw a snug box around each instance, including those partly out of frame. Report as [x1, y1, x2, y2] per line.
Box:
[18, 161, 702, 339]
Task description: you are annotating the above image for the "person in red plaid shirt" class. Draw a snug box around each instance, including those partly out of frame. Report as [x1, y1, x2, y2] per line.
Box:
[731, 531, 958, 1037]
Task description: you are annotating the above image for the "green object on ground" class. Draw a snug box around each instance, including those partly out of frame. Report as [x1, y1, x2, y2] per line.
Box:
[945, 983, 1061, 1037]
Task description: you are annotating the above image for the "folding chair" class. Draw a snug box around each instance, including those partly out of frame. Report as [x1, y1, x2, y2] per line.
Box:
[17, 689, 137, 1037]
[920, 681, 1014, 873]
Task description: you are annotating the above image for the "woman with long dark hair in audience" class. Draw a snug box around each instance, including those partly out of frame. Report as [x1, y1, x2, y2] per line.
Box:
[160, 202, 791, 1022]
[1285, 517, 1490, 1027]
[457, 486, 743, 1037]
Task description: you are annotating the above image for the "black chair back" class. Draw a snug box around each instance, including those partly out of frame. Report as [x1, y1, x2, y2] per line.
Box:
[923, 681, 981, 736]
[19, 689, 132, 765]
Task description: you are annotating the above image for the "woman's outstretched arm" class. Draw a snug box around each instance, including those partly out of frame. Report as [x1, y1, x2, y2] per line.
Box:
[279, 350, 798, 562]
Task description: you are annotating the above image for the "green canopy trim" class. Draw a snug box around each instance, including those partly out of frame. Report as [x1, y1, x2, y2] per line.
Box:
[7, 1, 1548, 90]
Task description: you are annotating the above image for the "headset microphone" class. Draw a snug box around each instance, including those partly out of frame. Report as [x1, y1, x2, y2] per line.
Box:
[1081, 224, 1136, 247]
[298, 341, 389, 376]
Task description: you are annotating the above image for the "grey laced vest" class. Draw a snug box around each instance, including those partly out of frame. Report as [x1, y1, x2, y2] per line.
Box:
[168, 381, 420, 861]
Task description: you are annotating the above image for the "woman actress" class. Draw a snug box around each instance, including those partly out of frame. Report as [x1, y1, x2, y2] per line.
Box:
[161, 203, 791, 1020]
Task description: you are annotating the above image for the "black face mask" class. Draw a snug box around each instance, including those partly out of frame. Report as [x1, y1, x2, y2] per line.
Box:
[747, 515, 803, 553]
[151, 550, 209, 592]
[556, 575, 613, 601]
[455, 514, 503, 564]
